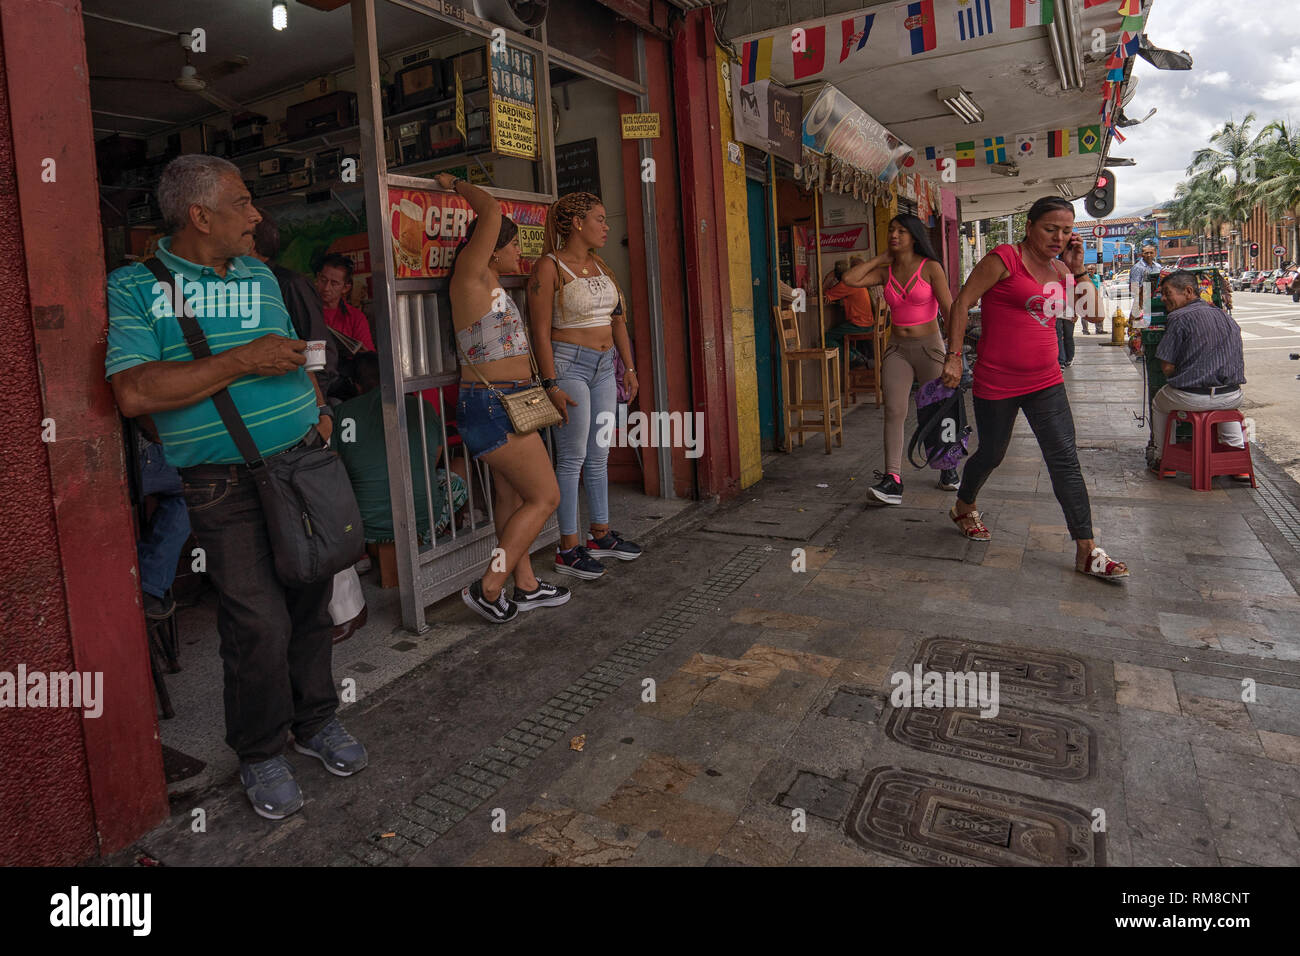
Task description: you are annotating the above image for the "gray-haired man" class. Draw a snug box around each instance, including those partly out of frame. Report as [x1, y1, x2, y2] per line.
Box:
[1129, 244, 1160, 317]
[106, 154, 367, 820]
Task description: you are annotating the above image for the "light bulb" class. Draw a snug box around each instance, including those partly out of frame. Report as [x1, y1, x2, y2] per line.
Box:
[272, 2, 288, 31]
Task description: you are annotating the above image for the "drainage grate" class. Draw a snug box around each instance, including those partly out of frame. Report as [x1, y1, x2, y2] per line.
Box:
[914, 638, 1089, 704]
[777, 771, 858, 822]
[847, 767, 1103, 866]
[331, 545, 772, 866]
[1254, 475, 1300, 555]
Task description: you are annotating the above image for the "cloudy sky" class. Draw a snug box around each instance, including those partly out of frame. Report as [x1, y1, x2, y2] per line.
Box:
[1075, 0, 1300, 219]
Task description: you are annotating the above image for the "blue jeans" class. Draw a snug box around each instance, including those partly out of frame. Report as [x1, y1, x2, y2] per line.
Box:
[552, 342, 617, 537]
[138, 441, 191, 598]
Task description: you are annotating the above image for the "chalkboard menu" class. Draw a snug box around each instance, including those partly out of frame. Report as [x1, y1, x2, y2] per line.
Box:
[555, 138, 601, 198]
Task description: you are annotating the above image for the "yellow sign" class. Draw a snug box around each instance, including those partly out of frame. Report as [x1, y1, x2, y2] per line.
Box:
[517, 223, 544, 259]
[1162, 228, 1191, 238]
[491, 101, 538, 159]
[620, 112, 661, 139]
[455, 70, 466, 143]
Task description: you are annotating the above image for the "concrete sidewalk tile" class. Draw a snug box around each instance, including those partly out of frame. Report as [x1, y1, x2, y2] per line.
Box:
[1174, 672, 1245, 704]
[754, 670, 831, 719]
[1287, 796, 1300, 836]
[1179, 695, 1261, 745]
[981, 544, 1024, 569]
[595, 783, 735, 854]
[1124, 799, 1217, 852]
[731, 608, 823, 631]
[715, 803, 807, 866]
[463, 833, 557, 866]
[624, 835, 712, 866]
[1120, 714, 1205, 812]
[1156, 612, 1220, 648]
[680, 652, 782, 688]
[1200, 779, 1300, 866]
[629, 752, 701, 794]
[1128, 837, 1220, 867]
[1259, 731, 1300, 766]
[1114, 662, 1181, 715]
[830, 659, 894, 692]
[741, 644, 840, 676]
[511, 804, 644, 866]
[1059, 600, 1110, 621]
[640, 671, 710, 721]
[1193, 744, 1300, 798]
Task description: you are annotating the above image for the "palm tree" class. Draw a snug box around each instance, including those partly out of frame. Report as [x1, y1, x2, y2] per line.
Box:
[1186, 113, 1271, 269]
[1254, 120, 1300, 261]
[1169, 171, 1231, 261]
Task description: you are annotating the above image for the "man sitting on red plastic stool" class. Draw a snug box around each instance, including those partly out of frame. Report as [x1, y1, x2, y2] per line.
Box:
[1149, 270, 1248, 478]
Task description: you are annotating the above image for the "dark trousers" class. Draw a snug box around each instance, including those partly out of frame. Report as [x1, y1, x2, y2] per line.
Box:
[179, 466, 337, 762]
[1056, 318, 1075, 365]
[957, 383, 1094, 540]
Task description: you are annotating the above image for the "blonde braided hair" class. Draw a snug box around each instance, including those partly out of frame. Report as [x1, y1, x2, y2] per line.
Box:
[542, 191, 627, 319]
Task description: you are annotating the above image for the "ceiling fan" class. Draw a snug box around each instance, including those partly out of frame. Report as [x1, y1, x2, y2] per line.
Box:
[92, 32, 249, 114]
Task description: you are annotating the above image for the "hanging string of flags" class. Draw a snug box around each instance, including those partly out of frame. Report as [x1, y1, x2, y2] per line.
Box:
[739, 0, 1146, 82]
[913, 124, 1104, 171]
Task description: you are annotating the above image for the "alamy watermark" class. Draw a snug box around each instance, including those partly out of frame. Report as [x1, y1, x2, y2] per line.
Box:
[150, 272, 261, 328]
[890, 664, 999, 718]
[0, 666, 103, 718]
[594, 407, 705, 459]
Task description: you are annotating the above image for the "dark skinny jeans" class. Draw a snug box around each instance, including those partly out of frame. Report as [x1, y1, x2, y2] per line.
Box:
[957, 382, 1094, 540]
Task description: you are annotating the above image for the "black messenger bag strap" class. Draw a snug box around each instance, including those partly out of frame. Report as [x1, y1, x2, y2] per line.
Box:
[143, 257, 267, 468]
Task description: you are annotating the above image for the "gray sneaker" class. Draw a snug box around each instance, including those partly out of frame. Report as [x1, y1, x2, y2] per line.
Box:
[293, 718, 368, 776]
[239, 755, 304, 820]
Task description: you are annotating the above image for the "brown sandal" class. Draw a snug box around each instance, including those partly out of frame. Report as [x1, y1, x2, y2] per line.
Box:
[950, 507, 991, 541]
[1076, 547, 1129, 580]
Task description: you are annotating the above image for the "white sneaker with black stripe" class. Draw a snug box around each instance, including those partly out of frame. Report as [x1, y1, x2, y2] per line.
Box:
[462, 579, 519, 623]
[513, 579, 572, 611]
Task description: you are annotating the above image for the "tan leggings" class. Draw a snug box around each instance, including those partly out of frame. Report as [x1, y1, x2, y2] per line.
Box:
[882, 331, 946, 475]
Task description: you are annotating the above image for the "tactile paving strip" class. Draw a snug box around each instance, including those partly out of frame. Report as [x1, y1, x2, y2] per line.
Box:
[1254, 475, 1300, 555]
[331, 545, 772, 866]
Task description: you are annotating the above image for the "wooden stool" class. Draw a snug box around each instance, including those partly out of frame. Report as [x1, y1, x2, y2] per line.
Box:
[843, 307, 891, 408]
[774, 306, 843, 453]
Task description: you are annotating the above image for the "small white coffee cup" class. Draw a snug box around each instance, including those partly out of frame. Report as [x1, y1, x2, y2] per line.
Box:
[304, 340, 327, 372]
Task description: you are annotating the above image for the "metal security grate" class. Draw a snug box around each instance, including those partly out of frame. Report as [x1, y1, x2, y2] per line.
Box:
[332, 545, 772, 866]
[1254, 476, 1300, 555]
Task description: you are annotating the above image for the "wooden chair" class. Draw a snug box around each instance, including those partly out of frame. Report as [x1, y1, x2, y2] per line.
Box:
[843, 301, 892, 408]
[774, 306, 843, 453]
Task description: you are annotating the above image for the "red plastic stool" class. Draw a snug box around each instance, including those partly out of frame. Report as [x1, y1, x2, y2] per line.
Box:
[1158, 409, 1204, 487]
[1159, 409, 1254, 490]
[1202, 409, 1255, 488]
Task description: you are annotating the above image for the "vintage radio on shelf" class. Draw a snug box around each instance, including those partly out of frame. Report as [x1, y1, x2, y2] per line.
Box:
[393, 59, 451, 111]
[254, 173, 290, 196]
[285, 91, 357, 140]
[287, 169, 313, 189]
[466, 108, 489, 150]
[396, 119, 430, 165]
[263, 120, 289, 147]
[315, 147, 343, 182]
[231, 113, 268, 155]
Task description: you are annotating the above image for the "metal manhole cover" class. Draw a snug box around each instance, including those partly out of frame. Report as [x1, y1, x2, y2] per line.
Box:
[884, 706, 1093, 780]
[847, 767, 1103, 866]
[777, 771, 858, 822]
[914, 638, 1088, 703]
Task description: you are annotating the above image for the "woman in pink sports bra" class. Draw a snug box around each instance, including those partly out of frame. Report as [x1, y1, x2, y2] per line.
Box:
[942, 196, 1129, 581]
[838, 214, 955, 505]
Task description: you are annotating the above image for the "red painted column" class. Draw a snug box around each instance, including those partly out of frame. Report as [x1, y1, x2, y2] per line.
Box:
[671, 9, 740, 500]
[0, 0, 167, 863]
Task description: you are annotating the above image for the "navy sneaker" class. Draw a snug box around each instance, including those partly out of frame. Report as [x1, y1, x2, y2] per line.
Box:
[937, 468, 960, 491]
[514, 579, 572, 610]
[462, 579, 519, 623]
[293, 717, 368, 776]
[239, 755, 304, 820]
[555, 545, 606, 579]
[586, 530, 642, 561]
[869, 470, 903, 505]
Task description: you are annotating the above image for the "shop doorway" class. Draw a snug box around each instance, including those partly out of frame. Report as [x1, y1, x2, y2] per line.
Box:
[747, 177, 776, 447]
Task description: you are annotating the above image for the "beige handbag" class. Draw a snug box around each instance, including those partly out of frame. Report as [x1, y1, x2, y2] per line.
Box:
[456, 302, 562, 435]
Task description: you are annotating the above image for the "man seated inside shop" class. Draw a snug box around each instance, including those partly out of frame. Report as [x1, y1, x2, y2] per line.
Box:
[252, 216, 338, 399]
[315, 252, 377, 354]
[822, 256, 877, 367]
[334, 352, 468, 548]
[1148, 269, 1249, 476]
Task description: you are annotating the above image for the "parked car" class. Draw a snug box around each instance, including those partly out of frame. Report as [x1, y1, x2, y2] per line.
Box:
[1250, 270, 1277, 293]
[1274, 269, 1299, 294]
[1233, 269, 1257, 291]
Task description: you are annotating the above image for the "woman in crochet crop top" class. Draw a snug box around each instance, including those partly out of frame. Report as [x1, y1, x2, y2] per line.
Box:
[443, 172, 568, 622]
[837, 214, 956, 503]
[943, 195, 1128, 581]
[527, 192, 643, 574]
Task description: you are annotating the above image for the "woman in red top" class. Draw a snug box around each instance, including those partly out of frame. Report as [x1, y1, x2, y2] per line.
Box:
[942, 197, 1128, 579]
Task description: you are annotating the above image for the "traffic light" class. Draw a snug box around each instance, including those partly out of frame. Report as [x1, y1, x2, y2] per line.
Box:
[1084, 169, 1117, 218]
[1250, 241, 1260, 259]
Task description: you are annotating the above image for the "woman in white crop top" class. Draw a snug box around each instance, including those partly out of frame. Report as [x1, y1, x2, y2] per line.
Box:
[528, 192, 643, 578]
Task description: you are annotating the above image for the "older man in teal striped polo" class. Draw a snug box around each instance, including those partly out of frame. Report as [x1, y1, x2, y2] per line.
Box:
[106, 154, 367, 820]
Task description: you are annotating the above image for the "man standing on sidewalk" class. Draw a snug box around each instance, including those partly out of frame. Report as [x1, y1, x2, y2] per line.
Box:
[106, 154, 367, 821]
[1149, 270, 1247, 467]
[1129, 244, 1160, 318]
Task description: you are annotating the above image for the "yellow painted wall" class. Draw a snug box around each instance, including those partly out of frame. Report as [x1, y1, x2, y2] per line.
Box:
[717, 51, 762, 490]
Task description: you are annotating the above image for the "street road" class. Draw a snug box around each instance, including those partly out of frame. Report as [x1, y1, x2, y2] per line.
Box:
[1230, 291, 1300, 483]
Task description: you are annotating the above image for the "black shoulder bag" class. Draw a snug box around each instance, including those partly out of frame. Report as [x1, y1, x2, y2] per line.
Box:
[144, 258, 364, 588]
